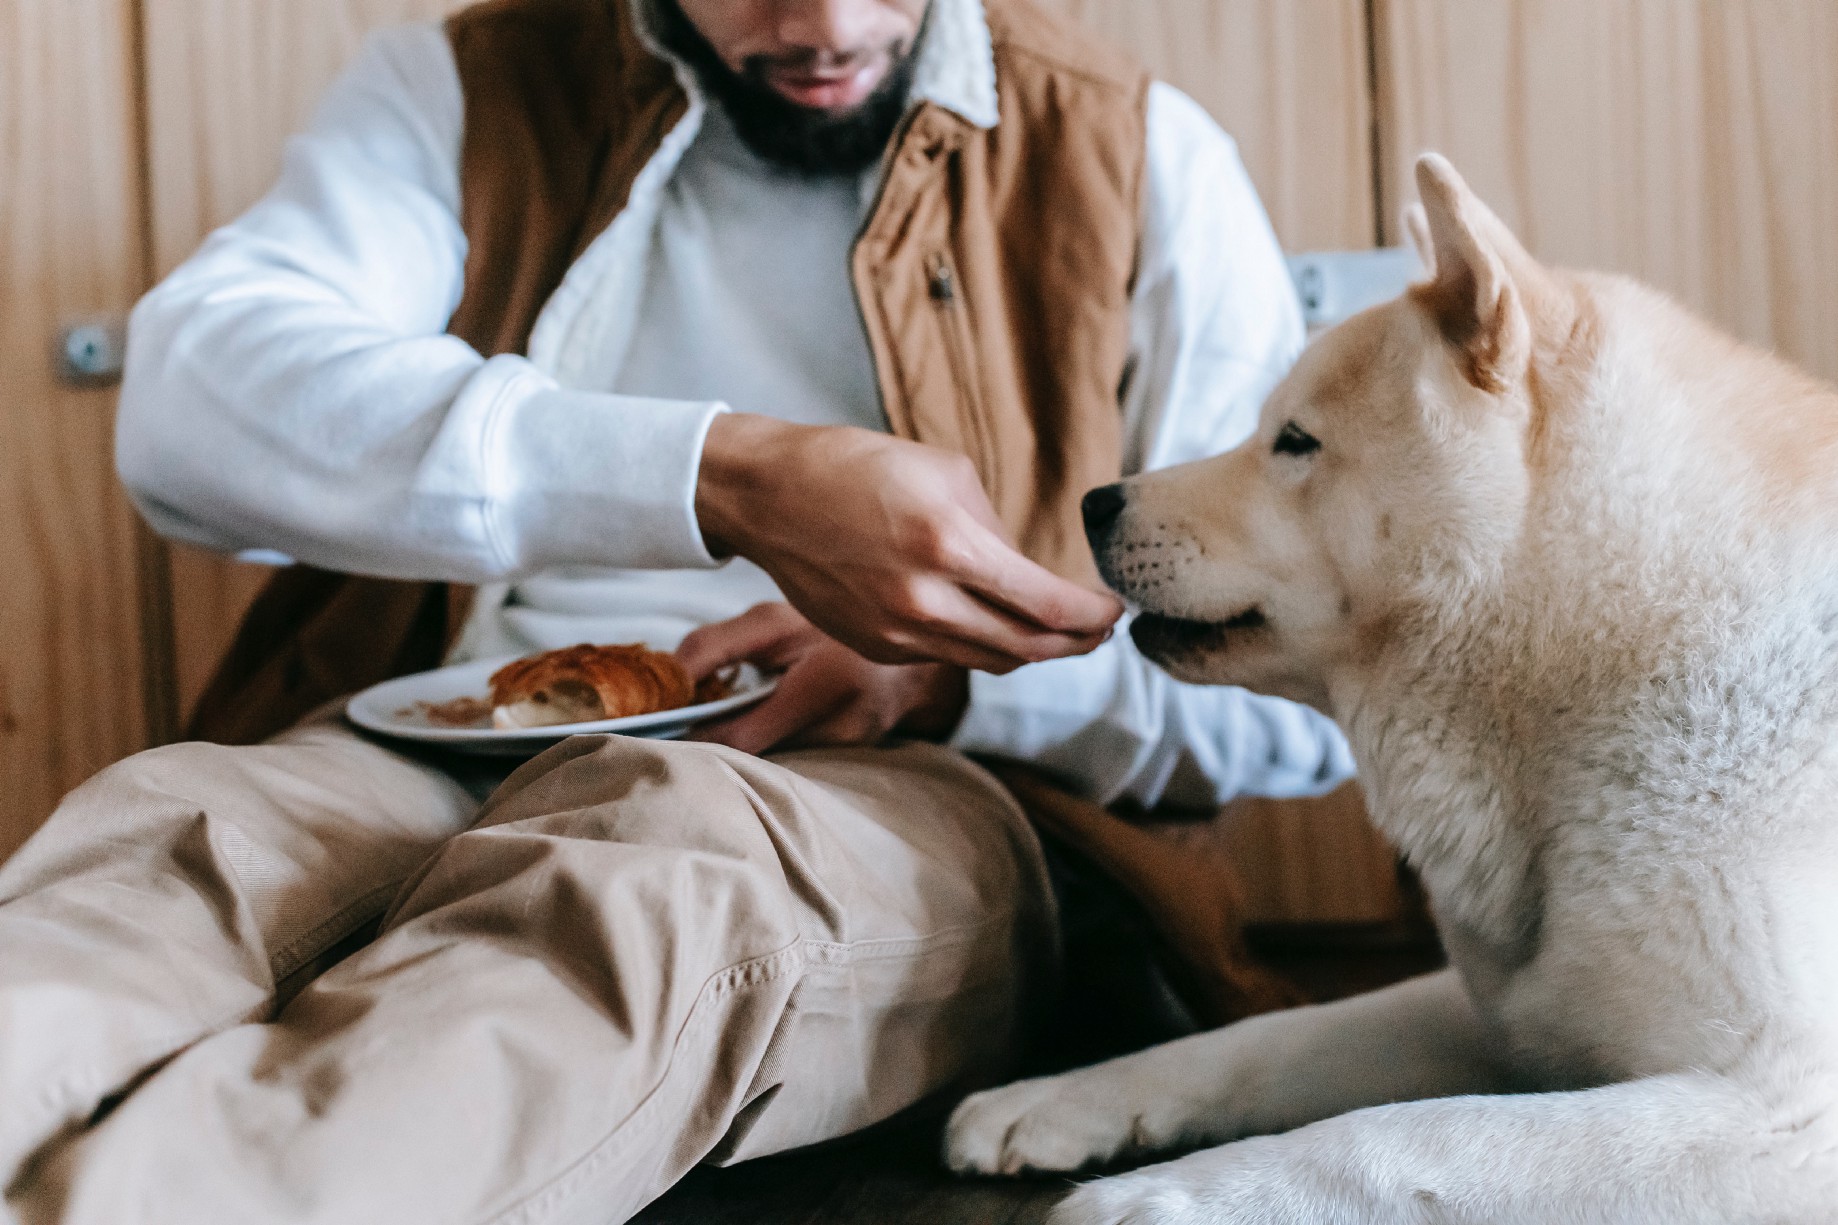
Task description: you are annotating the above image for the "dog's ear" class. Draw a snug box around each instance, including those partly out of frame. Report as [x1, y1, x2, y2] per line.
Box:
[1411, 153, 1535, 393]
[1402, 203, 1434, 278]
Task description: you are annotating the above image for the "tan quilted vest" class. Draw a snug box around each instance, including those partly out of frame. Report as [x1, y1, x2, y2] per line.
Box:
[189, 0, 1149, 745]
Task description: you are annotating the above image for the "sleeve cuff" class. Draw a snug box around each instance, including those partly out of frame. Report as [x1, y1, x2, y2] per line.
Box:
[487, 382, 728, 573]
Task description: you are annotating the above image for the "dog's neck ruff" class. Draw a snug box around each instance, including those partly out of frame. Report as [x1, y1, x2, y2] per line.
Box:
[1339, 280, 1838, 966]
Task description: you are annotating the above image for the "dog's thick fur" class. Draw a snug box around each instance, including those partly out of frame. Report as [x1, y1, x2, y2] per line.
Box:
[944, 155, 1838, 1222]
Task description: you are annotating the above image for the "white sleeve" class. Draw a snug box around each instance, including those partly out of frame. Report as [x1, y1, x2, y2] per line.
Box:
[116, 24, 724, 581]
[949, 82, 1355, 807]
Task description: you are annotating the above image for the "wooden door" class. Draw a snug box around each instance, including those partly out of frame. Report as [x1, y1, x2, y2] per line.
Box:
[0, 0, 157, 856]
[138, 0, 473, 722]
[1377, 0, 1838, 382]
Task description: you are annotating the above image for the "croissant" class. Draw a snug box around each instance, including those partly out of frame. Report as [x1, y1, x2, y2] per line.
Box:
[488, 643, 695, 729]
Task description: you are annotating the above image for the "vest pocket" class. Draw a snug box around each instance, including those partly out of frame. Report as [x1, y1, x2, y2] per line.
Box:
[927, 250, 999, 500]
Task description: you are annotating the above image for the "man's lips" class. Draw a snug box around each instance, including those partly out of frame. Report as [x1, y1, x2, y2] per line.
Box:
[765, 61, 884, 109]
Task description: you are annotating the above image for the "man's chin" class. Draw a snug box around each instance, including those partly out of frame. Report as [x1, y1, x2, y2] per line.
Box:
[652, 0, 917, 176]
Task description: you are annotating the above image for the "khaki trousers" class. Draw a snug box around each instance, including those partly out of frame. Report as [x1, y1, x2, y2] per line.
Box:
[0, 719, 1056, 1224]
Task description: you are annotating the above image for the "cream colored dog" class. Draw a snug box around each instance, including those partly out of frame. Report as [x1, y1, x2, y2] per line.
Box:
[944, 154, 1838, 1223]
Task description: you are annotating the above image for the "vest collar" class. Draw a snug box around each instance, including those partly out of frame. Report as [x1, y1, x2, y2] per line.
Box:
[628, 0, 999, 132]
[911, 0, 1000, 129]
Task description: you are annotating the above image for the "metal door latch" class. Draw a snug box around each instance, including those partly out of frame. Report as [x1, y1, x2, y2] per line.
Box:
[57, 317, 128, 386]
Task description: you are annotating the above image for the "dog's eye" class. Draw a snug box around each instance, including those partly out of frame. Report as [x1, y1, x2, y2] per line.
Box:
[1273, 422, 1321, 457]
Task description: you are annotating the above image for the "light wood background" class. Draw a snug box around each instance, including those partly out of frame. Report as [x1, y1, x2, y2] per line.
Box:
[1377, 0, 1838, 383]
[0, 0, 155, 857]
[6, 1, 1833, 924]
[1041, 0, 1376, 252]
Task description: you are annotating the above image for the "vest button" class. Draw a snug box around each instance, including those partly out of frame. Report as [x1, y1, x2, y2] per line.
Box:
[929, 264, 956, 302]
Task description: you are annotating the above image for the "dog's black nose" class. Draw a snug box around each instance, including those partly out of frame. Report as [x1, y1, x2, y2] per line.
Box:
[1082, 483, 1127, 546]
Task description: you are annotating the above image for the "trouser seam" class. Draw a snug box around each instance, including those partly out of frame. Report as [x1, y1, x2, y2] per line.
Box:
[267, 880, 402, 982]
[480, 939, 808, 1225]
[479, 913, 1022, 1225]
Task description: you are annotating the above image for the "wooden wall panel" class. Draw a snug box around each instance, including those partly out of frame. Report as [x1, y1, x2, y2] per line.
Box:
[1040, 0, 1376, 251]
[0, 0, 152, 854]
[1219, 786, 1401, 925]
[139, 0, 473, 719]
[1377, 0, 1838, 383]
[163, 544, 272, 718]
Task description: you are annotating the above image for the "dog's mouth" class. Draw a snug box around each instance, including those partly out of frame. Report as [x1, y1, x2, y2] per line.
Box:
[1129, 606, 1267, 657]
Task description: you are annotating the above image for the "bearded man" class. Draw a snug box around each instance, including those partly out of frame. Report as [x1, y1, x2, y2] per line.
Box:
[0, 0, 1351, 1220]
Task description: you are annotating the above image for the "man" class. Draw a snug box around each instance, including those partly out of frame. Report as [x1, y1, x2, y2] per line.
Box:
[0, 0, 1350, 1220]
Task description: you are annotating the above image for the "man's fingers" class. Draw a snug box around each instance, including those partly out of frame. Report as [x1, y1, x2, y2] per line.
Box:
[688, 659, 851, 756]
[931, 509, 1124, 636]
[957, 532, 1124, 637]
[818, 612, 1029, 674]
[851, 579, 1114, 672]
[676, 602, 807, 680]
[831, 616, 1108, 674]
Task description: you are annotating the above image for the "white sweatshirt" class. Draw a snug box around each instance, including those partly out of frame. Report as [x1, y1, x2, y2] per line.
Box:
[117, 0, 1355, 808]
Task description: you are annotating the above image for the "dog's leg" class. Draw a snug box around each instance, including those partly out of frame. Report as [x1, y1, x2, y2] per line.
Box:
[947, 968, 1501, 1176]
[1048, 1066, 1834, 1225]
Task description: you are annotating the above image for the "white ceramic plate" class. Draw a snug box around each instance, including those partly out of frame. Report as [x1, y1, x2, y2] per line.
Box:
[345, 655, 776, 756]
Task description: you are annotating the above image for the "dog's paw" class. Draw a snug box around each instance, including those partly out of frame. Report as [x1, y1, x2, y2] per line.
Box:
[1047, 1139, 1319, 1225]
[1047, 1171, 1206, 1225]
[945, 1070, 1168, 1176]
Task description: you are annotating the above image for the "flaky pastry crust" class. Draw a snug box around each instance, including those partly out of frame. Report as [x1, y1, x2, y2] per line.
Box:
[488, 643, 695, 728]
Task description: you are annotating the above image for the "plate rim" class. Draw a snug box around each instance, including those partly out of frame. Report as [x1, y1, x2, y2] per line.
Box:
[345, 654, 776, 744]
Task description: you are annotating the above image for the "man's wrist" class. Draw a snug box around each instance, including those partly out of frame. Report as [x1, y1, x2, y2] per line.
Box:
[694, 412, 783, 558]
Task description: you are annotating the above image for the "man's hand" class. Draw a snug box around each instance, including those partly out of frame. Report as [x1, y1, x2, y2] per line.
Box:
[677, 603, 968, 756]
[695, 413, 1121, 674]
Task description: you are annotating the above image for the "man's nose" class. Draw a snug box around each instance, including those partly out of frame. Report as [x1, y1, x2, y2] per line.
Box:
[1082, 483, 1127, 549]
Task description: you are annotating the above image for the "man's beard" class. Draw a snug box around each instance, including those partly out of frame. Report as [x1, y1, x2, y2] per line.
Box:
[650, 0, 922, 177]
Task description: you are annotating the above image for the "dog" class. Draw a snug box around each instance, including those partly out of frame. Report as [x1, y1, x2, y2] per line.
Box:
[943, 153, 1838, 1223]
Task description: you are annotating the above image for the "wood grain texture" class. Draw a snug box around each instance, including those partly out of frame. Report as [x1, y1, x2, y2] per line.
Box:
[139, 0, 473, 717]
[1216, 785, 1401, 924]
[1137, 785, 1403, 926]
[1039, 0, 1376, 251]
[0, 0, 151, 854]
[1378, 0, 1838, 382]
[162, 542, 274, 716]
